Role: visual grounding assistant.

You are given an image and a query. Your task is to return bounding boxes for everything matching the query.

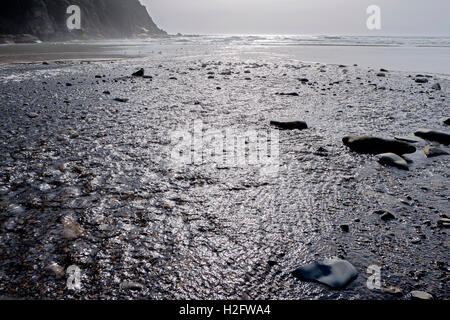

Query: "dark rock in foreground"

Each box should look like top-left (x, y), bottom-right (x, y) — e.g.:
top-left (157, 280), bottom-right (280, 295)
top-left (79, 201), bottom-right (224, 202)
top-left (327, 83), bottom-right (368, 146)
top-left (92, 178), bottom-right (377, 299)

top-left (343, 136), bottom-right (416, 155)
top-left (443, 118), bottom-right (450, 126)
top-left (377, 153), bottom-right (409, 170)
top-left (270, 120), bottom-right (308, 130)
top-left (414, 129), bottom-right (450, 145)
top-left (423, 145), bottom-right (449, 158)
top-left (132, 68), bottom-right (145, 77)
top-left (292, 258), bottom-right (358, 289)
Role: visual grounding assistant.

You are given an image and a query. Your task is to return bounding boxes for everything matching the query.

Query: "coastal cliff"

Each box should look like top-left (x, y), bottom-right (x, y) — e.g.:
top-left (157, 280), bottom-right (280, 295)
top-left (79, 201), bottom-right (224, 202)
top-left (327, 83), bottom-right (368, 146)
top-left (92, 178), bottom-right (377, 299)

top-left (0, 0), bottom-right (167, 43)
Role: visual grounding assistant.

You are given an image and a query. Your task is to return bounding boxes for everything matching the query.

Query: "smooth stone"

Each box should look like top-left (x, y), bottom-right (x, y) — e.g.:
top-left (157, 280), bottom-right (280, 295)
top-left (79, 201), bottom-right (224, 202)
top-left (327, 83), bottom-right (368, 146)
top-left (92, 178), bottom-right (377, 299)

top-left (410, 291), bottom-right (433, 300)
top-left (394, 136), bottom-right (423, 143)
top-left (380, 211), bottom-right (396, 221)
top-left (437, 218), bottom-right (450, 228)
top-left (120, 281), bottom-right (144, 291)
top-left (382, 286), bottom-right (403, 296)
top-left (292, 258), bottom-right (358, 289)
top-left (270, 120), bottom-right (307, 130)
top-left (62, 216), bottom-right (83, 240)
top-left (132, 68), bottom-right (144, 77)
top-left (423, 145), bottom-right (449, 158)
top-left (431, 83), bottom-right (441, 90)
top-left (414, 129), bottom-right (450, 145)
top-left (377, 153), bottom-right (409, 170)
top-left (113, 98), bottom-right (129, 103)
top-left (415, 78), bottom-right (428, 84)
top-left (342, 136), bottom-right (416, 155)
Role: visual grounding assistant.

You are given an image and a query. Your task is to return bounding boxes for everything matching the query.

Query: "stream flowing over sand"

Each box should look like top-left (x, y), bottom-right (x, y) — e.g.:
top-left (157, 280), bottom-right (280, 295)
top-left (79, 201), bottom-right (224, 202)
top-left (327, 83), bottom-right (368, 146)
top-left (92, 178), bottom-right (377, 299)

top-left (0, 39), bottom-right (449, 299)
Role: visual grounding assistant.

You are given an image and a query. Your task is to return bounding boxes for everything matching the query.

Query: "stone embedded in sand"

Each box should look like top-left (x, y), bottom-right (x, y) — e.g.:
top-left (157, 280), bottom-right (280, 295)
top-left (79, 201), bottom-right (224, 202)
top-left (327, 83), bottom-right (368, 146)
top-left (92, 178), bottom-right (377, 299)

top-left (46, 263), bottom-right (65, 278)
top-left (62, 216), bottom-right (83, 240)
top-left (431, 83), bottom-right (441, 90)
top-left (114, 98), bottom-right (129, 103)
top-left (380, 211), bottom-right (396, 221)
top-left (342, 136), bottom-right (416, 155)
top-left (414, 129), bottom-right (450, 145)
top-left (382, 286), bottom-right (403, 296)
top-left (276, 92), bottom-right (299, 96)
top-left (437, 218), bottom-right (450, 228)
top-left (410, 290), bottom-right (433, 300)
top-left (298, 78), bottom-right (309, 83)
top-left (423, 145), bottom-right (449, 158)
top-left (132, 68), bottom-right (144, 77)
top-left (120, 281), bottom-right (144, 291)
top-left (377, 153), bottom-right (409, 170)
top-left (270, 120), bottom-right (308, 130)
top-left (442, 117), bottom-right (450, 126)
top-left (415, 78), bottom-right (428, 84)
top-left (376, 72), bottom-right (386, 77)
top-left (292, 258), bottom-right (358, 289)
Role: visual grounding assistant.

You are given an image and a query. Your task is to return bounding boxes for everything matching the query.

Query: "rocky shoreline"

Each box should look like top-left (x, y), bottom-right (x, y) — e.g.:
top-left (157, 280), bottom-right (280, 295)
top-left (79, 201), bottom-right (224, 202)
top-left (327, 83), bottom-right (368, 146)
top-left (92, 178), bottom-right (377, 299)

top-left (0, 56), bottom-right (448, 299)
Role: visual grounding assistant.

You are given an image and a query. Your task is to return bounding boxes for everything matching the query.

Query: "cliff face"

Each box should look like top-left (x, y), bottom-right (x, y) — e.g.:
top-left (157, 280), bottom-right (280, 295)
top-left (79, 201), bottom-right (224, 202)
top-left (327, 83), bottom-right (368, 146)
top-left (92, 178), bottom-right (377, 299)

top-left (0, 0), bottom-right (167, 42)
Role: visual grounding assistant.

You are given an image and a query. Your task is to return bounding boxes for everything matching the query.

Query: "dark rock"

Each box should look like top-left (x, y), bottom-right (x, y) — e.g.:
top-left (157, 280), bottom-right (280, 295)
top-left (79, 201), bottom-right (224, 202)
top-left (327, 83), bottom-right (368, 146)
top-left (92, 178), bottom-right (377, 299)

top-left (437, 218), bottom-right (450, 228)
top-left (342, 136), bottom-right (416, 155)
top-left (414, 129), bottom-right (450, 145)
top-left (298, 78), bottom-right (309, 83)
top-left (277, 92), bottom-right (299, 96)
top-left (292, 258), bottom-right (358, 289)
top-left (380, 211), bottom-right (396, 221)
top-left (103, 90), bottom-right (111, 95)
top-left (431, 83), bottom-right (441, 90)
top-left (132, 68), bottom-right (144, 77)
top-left (380, 68), bottom-right (389, 72)
top-left (120, 281), bottom-right (144, 291)
top-left (423, 145), bottom-right (449, 158)
top-left (376, 73), bottom-right (386, 77)
top-left (415, 78), bottom-right (428, 84)
top-left (442, 117), bottom-right (450, 126)
top-left (340, 224), bottom-right (349, 232)
top-left (114, 98), bottom-right (129, 103)
top-left (377, 153), bottom-right (409, 171)
top-left (270, 120), bottom-right (308, 130)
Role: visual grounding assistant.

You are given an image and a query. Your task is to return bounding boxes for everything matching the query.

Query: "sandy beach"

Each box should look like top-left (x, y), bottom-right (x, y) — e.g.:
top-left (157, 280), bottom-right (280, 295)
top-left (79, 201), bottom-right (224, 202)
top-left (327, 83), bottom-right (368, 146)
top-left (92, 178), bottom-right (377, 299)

top-left (0, 46), bottom-right (449, 299)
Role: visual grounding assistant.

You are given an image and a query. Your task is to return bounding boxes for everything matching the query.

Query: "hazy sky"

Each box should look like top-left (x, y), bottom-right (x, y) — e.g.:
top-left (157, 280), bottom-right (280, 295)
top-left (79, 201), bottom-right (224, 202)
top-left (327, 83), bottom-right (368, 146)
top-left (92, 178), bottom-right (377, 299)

top-left (140, 0), bottom-right (450, 36)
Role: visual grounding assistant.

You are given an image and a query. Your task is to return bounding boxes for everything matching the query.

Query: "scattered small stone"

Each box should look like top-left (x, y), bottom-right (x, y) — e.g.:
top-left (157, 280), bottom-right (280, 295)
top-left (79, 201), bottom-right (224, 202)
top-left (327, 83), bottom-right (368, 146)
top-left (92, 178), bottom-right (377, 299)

top-left (276, 92), bottom-right (299, 96)
top-left (113, 98), bottom-right (129, 103)
top-left (120, 281), bottom-right (144, 291)
top-left (382, 286), bottom-right (403, 296)
top-left (66, 83), bottom-right (72, 87)
top-left (377, 153), bottom-right (409, 171)
top-left (95, 75), bottom-right (102, 79)
top-left (270, 120), bottom-right (308, 130)
top-left (132, 68), bottom-right (144, 77)
top-left (340, 224), bottom-right (349, 232)
top-left (169, 77), bottom-right (177, 80)
top-left (103, 90), bottom-right (111, 95)
top-left (442, 117), bottom-right (450, 126)
top-left (415, 78), bottom-right (428, 84)
top-left (62, 216), bottom-right (83, 240)
top-left (46, 263), bottom-right (65, 278)
top-left (380, 68), bottom-right (389, 72)
top-left (292, 258), bottom-right (358, 289)
top-left (423, 145), bottom-right (449, 158)
top-left (26, 112), bottom-right (39, 119)
top-left (410, 290), bottom-right (433, 300)
top-left (437, 218), bottom-right (450, 228)
top-left (380, 211), bottom-right (396, 221)
top-left (376, 73), bottom-right (386, 77)
top-left (298, 78), bottom-right (309, 83)
top-left (431, 83), bottom-right (441, 90)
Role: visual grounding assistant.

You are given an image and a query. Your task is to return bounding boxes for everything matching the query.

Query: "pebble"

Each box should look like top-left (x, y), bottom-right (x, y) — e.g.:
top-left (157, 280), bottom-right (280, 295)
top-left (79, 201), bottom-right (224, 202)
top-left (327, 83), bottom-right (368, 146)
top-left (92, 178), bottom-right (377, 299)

top-left (431, 83), bottom-right (441, 90)
top-left (292, 258), bottom-right (358, 289)
top-left (415, 78), bottom-right (428, 84)
top-left (270, 120), bottom-right (308, 130)
top-left (120, 281), bottom-right (144, 291)
top-left (382, 286), bottom-right (403, 296)
top-left (410, 290), bottom-right (433, 300)
top-left (113, 98), bottom-right (129, 103)
top-left (132, 68), bottom-right (144, 77)
top-left (46, 263), bottom-right (65, 278)
top-left (62, 216), bottom-right (83, 240)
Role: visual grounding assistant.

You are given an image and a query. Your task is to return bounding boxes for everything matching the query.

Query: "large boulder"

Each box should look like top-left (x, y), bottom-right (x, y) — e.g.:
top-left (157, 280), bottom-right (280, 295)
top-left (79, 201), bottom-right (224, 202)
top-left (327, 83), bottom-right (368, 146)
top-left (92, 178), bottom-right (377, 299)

top-left (414, 129), bottom-right (450, 145)
top-left (343, 136), bottom-right (416, 155)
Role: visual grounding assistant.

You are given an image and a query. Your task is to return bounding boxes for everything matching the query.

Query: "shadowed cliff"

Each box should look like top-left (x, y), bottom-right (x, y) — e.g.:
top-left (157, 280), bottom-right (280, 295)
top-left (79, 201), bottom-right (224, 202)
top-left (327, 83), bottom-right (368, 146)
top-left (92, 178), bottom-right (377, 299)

top-left (0, 0), bottom-right (167, 43)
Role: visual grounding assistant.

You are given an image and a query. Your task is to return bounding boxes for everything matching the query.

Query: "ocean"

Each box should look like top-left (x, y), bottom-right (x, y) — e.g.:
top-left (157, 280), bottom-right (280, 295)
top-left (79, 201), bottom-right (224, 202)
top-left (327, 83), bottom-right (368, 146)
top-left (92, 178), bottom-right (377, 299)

top-left (1, 35), bottom-right (450, 74)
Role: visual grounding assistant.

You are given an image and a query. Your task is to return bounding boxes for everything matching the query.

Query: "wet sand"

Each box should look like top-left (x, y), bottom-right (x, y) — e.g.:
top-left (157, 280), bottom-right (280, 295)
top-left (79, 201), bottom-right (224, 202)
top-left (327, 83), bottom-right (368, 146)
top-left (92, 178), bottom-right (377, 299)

top-left (0, 54), bottom-right (448, 299)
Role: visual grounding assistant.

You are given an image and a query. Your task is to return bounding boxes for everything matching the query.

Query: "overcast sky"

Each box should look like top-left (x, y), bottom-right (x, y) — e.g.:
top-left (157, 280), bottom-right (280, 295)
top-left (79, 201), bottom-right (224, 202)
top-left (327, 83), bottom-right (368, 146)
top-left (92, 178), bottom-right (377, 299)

top-left (140, 0), bottom-right (450, 36)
